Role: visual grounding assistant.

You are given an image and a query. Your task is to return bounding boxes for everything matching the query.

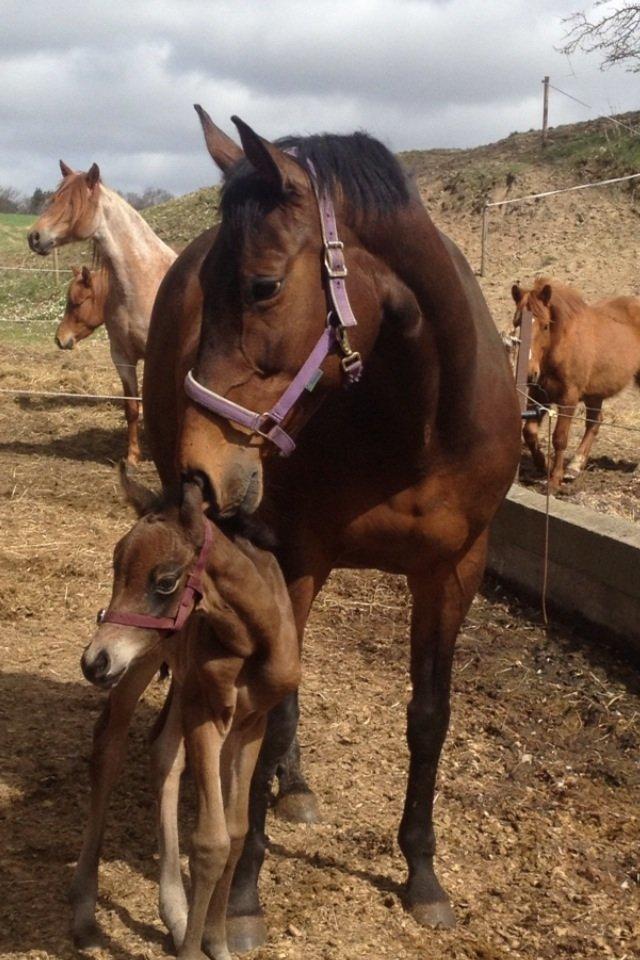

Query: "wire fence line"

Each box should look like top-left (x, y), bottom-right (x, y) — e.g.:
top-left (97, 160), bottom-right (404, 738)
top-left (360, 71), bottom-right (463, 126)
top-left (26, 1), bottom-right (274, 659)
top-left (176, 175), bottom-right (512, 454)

top-left (516, 387), bottom-right (640, 436)
top-left (0, 387), bottom-right (141, 402)
top-left (479, 171), bottom-right (640, 275)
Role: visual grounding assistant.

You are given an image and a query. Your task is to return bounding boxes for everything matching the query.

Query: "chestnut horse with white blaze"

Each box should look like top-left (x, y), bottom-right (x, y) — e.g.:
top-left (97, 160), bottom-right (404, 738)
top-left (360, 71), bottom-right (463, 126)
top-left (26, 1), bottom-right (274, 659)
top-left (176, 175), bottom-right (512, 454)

top-left (71, 108), bottom-right (520, 952)
top-left (56, 266), bottom-right (107, 349)
top-left (77, 469), bottom-right (300, 960)
top-left (28, 162), bottom-right (176, 462)
top-left (512, 278), bottom-right (640, 490)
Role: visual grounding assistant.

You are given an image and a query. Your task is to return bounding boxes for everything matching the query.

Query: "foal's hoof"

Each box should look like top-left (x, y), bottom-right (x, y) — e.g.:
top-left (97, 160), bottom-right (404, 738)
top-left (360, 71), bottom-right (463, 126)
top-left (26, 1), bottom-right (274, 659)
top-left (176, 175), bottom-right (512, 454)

top-left (274, 790), bottom-right (321, 824)
top-left (408, 899), bottom-right (456, 929)
top-left (225, 915), bottom-right (267, 954)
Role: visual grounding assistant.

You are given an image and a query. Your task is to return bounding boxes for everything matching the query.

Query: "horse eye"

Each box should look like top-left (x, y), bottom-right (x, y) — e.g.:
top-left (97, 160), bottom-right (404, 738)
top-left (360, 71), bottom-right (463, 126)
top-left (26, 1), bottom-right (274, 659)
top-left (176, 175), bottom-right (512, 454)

top-left (250, 278), bottom-right (282, 302)
top-left (155, 576), bottom-right (180, 595)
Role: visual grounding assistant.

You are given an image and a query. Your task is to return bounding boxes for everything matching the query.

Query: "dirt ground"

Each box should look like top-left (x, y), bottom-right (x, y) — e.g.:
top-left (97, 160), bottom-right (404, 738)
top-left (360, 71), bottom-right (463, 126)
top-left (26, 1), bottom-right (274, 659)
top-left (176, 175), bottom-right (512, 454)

top-left (0, 338), bottom-right (639, 960)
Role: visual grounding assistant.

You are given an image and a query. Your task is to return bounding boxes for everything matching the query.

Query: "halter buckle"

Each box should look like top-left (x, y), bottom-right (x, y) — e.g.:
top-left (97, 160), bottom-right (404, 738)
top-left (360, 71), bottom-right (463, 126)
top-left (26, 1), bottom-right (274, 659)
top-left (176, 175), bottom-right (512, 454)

top-left (324, 241), bottom-right (347, 278)
top-left (341, 351), bottom-right (362, 377)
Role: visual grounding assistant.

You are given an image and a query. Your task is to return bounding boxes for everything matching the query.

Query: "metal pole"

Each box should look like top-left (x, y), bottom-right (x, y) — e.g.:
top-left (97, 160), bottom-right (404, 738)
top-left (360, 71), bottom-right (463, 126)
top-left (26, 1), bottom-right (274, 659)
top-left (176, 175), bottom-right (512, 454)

top-left (480, 203), bottom-right (489, 276)
top-left (542, 76), bottom-right (549, 147)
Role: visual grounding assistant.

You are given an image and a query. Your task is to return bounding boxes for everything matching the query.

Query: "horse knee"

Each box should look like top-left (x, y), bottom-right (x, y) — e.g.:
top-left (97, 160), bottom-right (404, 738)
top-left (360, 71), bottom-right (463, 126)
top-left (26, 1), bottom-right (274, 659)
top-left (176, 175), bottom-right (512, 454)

top-left (406, 697), bottom-right (450, 757)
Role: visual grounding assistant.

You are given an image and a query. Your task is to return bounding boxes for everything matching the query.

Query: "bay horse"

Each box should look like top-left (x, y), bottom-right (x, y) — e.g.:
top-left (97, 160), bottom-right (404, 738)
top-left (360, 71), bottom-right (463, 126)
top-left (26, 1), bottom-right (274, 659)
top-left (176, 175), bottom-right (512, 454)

top-left (512, 278), bottom-right (640, 490)
top-left (56, 266), bottom-right (107, 349)
top-left (28, 161), bottom-right (176, 462)
top-left (71, 110), bottom-right (520, 950)
top-left (78, 469), bottom-right (299, 960)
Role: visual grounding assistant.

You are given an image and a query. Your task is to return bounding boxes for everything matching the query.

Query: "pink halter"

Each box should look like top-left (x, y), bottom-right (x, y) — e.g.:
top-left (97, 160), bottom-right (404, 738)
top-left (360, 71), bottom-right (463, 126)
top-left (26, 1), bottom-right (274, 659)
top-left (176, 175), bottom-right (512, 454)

top-left (184, 158), bottom-right (363, 456)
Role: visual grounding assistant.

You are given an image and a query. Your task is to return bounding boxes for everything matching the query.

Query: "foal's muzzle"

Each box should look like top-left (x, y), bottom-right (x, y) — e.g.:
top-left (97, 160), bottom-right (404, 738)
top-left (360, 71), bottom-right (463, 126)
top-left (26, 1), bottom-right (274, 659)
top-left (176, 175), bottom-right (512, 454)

top-left (81, 646), bottom-right (114, 686)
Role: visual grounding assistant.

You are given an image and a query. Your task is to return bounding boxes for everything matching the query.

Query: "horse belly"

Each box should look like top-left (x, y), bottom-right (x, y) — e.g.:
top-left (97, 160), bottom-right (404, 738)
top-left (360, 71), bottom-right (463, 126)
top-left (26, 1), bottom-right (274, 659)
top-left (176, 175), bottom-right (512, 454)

top-left (586, 326), bottom-right (640, 398)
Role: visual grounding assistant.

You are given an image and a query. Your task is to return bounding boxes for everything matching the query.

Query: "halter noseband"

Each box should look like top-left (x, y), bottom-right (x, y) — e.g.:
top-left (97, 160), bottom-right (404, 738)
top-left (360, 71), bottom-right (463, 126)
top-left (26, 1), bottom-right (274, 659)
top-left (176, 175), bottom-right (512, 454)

top-left (183, 158), bottom-right (363, 456)
top-left (96, 520), bottom-right (213, 633)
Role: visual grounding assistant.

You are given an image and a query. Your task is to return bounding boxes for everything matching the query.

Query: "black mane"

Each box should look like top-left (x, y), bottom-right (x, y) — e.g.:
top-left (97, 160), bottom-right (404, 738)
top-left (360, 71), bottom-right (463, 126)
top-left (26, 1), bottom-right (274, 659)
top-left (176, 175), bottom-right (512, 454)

top-left (219, 131), bottom-right (410, 239)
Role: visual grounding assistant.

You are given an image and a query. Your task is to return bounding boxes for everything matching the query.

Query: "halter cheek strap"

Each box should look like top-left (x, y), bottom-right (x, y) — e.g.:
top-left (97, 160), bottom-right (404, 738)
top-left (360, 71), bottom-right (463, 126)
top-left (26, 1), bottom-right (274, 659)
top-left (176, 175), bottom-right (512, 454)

top-left (97, 520), bottom-right (213, 633)
top-left (183, 157), bottom-right (363, 456)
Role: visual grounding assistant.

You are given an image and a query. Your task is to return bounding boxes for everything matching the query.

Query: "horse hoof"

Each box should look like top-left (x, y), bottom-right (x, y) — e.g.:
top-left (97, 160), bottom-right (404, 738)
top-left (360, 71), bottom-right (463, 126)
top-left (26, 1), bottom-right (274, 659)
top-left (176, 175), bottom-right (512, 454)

top-left (408, 899), bottom-right (456, 929)
top-left (564, 467), bottom-right (581, 482)
top-left (274, 790), bottom-right (321, 824)
top-left (72, 919), bottom-right (105, 949)
top-left (225, 915), bottom-right (267, 953)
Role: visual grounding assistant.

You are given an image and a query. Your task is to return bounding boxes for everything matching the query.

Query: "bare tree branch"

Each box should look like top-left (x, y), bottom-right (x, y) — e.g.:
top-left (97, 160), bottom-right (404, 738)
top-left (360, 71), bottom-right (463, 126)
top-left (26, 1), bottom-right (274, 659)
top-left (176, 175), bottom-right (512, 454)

top-left (562, 2), bottom-right (640, 72)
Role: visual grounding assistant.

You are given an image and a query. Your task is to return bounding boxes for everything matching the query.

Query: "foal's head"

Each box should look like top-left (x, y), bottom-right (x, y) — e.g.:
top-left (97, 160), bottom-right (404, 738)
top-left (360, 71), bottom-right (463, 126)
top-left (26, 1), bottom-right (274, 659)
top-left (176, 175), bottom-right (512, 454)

top-left (180, 107), bottom-right (411, 515)
top-left (511, 280), bottom-right (553, 383)
top-left (28, 160), bottom-right (102, 255)
top-left (56, 267), bottom-right (104, 350)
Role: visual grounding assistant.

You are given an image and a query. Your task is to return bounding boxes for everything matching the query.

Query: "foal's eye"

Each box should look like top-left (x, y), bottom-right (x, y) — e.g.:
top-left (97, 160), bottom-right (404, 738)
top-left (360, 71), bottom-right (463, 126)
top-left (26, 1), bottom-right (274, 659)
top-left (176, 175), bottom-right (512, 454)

top-left (249, 278), bottom-right (283, 302)
top-left (155, 575), bottom-right (180, 595)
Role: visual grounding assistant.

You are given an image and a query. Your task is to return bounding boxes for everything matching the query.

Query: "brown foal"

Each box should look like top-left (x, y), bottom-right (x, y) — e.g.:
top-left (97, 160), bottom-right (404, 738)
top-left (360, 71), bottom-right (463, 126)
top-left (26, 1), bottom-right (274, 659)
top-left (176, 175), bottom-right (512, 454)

top-left (75, 470), bottom-right (300, 960)
top-left (56, 266), bottom-right (107, 349)
top-left (512, 278), bottom-right (640, 489)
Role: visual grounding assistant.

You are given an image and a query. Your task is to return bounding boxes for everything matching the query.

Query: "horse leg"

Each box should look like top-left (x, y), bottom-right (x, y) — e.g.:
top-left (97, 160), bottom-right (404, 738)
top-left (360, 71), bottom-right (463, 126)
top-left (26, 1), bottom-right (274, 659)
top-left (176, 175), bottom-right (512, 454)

top-left (225, 692), bottom-right (299, 952)
top-left (179, 708), bottom-right (228, 960)
top-left (565, 396), bottom-right (603, 480)
top-left (523, 408), bottom-right (548, 474)
top-left (112, 349), bottom-right (141, 465)
top-left (273, 708), bottom-right (320, 823)
top-left (150, 680), bottom-right (188, 949)
top-left (549, 397), bottom-right (577, 491)
top-left (70, 652), bottom-right (163, 946)
top-left (399, 532), bottom-right (487, 928)
top-left (201, 719), bottom-right (266, 960)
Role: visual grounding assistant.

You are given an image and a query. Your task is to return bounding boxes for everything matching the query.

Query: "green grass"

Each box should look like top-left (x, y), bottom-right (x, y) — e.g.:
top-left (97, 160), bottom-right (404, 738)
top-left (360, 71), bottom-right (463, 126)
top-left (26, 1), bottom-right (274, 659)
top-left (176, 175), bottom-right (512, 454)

top-left (0, 212), bottom-right (34, 227)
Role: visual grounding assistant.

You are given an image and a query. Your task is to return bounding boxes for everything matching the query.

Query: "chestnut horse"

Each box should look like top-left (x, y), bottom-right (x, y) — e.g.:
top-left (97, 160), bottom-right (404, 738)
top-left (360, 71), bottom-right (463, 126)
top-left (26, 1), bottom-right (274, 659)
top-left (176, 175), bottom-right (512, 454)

top-left (28, 162), bottom-right (176, 462)
top-left (71, 112), bottom-right (520, 951)
top-left (78, 471), bottom-right (300, 960)
top-left (512, 278), bottom-right (640, 490)
top-left (56, 266), bottom-right (107, 349)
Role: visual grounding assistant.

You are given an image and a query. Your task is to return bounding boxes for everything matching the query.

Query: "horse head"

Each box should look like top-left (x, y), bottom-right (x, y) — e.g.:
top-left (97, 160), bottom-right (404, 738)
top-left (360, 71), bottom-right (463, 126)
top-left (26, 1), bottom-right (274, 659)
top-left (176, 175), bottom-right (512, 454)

top-left (180, 108), bottom-right (419, 516)
top-left (56, 266), bottom-right (104, 349)
top-left (28, 160), bottom-right (101, 254)
top-left (511, 280), bottom-right (553, 384)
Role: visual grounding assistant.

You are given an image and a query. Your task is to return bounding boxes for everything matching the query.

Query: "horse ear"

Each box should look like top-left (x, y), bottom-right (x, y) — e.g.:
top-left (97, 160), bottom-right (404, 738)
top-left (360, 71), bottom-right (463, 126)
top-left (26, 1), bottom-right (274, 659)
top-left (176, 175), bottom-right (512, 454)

top-left (59, 159), bottom-right (74, 178)
top-left (71, 265), bottom-right (81, 277)
top-left (194, 105), bottom-right (243, 174)
top-left (86, 163), bottom-right (101, 190)
top-left (81, 265), bottom-right (92, 287)
top-left (539, 284), bottom-right (552, 306)
top-left (118, 461), bottom-right (159, 517)
top-left (180, 478), bottom-right (206, 545)
top-left (231, 116), bottom-right (308, 194)
top-left (511, 283), bottom-right (522, 304)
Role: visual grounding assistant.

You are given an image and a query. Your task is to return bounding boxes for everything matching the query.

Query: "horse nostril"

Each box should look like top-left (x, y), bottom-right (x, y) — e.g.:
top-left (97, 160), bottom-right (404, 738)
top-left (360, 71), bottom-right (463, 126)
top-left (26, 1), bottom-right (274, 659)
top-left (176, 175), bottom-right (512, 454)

top-left (81, 648), bottom-right (110, 684)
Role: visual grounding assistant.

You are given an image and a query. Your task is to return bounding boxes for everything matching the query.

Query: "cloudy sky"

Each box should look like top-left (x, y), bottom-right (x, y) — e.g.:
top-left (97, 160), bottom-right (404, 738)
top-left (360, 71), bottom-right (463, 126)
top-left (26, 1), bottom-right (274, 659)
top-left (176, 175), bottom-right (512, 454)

top-left (1, 0), bottom-right (636, 198)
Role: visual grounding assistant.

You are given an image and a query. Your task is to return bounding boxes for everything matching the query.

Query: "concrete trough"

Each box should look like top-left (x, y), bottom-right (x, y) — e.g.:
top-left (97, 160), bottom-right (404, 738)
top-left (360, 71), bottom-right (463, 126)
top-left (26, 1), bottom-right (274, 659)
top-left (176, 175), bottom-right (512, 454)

top-left (488, 484), bottom-right (640, 654)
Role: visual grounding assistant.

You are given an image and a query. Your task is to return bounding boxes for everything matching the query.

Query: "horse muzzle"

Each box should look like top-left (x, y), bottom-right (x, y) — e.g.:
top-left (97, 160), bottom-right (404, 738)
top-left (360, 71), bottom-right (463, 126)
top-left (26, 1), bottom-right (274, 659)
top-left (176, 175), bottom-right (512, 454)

top-left (55, 333), bottom-right (75, 350)
top-left (27, 229), bottom-right (55, 255)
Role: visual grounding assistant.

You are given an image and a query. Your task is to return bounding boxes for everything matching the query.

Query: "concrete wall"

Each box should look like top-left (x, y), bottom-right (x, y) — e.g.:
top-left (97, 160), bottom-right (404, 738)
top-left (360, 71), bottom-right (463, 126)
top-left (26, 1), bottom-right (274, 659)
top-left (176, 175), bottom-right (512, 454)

top-left (488, 485), bottom-right (640, 653)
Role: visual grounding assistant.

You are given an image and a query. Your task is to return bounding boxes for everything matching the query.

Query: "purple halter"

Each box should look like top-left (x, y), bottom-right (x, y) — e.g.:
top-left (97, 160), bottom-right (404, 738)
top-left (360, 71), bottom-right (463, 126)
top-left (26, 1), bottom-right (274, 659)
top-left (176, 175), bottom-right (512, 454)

top-left (184, 159), bottom-right (363, 456)
top-left (96, 520), bottom-right (213, 633)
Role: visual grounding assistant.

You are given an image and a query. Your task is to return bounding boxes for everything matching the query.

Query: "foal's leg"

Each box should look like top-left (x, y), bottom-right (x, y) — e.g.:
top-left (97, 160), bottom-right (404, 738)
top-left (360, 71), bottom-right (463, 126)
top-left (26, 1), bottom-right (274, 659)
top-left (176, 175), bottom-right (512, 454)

top-left (70, 652), bottom-right (163, 946)
top-left (179, 708), bottom-right (228, 960)
top-left (565, 396), bottom-right (603, 480)
top-left (202, 718), bottom-right (266, 960)
top-left (549, 395), bottom-right (578, 490)
top-left (150, 681), bottom-right (188, 948)
top-left (399, 533), bottom-right (487, 928)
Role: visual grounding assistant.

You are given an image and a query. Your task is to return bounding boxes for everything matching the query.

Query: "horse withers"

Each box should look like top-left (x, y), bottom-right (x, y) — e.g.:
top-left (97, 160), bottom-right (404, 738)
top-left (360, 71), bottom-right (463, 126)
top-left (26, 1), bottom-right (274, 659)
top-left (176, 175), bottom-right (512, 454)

top-left (28, 160), bottom-right (176, 463)
top-left (512, 278), bottom-right (640, 490)
top-left (74, 465), bottom-right (300, 960)
top-left (56, 266), bottom-right (106, 349)
top-left (141, 110), bottom-right (521, 948)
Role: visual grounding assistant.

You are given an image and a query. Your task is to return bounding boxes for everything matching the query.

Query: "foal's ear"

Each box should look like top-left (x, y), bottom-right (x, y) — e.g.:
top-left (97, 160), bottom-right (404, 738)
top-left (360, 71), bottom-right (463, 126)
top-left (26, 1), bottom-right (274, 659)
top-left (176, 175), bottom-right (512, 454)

top-left (81, 265), bottom-right (92, 287)
top-left (194, 105), bottom-right (243, 174)
top-left (118, 461), bottom-right (159, 517)
top-left (86, 163), bottom-right (101, 190)
top-left (231, 116), bottom-right (309, 195)
top-left (511, 283), bottom-right (522, 304)
top-left (59, 159), bottom-right (74, 178)
top-left (180, 479), bottom-right (206, 545)
top-left (539, 284), bottom-right (552, 306)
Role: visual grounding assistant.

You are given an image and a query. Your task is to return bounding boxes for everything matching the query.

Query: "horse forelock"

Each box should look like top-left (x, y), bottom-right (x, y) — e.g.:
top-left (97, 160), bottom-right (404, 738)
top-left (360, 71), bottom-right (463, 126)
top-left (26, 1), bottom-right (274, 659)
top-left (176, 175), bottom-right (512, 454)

top-left (219, 131), bottom-right (410, 246)
top-left (44, 173), bottom-right (97, 232)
